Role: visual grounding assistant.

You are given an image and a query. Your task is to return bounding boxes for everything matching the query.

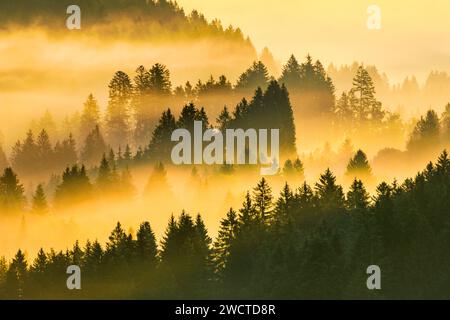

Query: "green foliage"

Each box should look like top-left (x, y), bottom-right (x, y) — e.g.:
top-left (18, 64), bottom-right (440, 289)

top-left (54, 165), bottom-right (92, 206)
top-left (407, 110), bottom-right (440, 154)
top-left (346, 149), bottom-right (373, 179)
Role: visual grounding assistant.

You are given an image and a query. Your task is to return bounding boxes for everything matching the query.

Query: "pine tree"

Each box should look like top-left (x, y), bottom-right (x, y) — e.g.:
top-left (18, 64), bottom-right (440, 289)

top-left (96, 154), bottom-right (114, 191)
top-left (293, 158), bottom-right (305, 179)
top-left (5, 249), bottom-right (28, 299)
top-left (32, 184), bottom-right (48, 214)
top-left (252, 178), bottom-right (273, 224)
top-left (106, 222), bottom-right (129, 263)
top-left (54, 165), bottom-right (92, 205)
top-left (136, 221), bottom-right (158, 267)
top-left (148, 63), bottom-right (172, 95)
top-left (335, 91), bottom-right (354, 123)
top-left (346, 149), bottom-right (373, 179)
top-left (11, 130), bottom-right (38, 175)
top-left (81, 125), bottom-right (108, 166)
top-left (84, 240), bottom-right (103, 274)
top-left (407, 110), bottom-right (440, 154)
top-left (279, 54), bottom-right (302, 90)
top-left (54, 134), bottom-right (78, 169)
top-left (70, 240), bottom-right (84, 265)
top-left (346, 179), bottom-right (370, 210)
top-left (80, 94), bottom-right (101, 140)
top-left (315, 168), bottom-right (345, 210)
top-left (193, 214), bottom-right (213, 287)
top-left (213, 208), bottom-right (239, 275)
top-left (235, 61), bottom-right (270, 91)
top-left (36, 129), bottom-right (53, 171)
top-left (350, 66), bottom-right (384, 123)
top-left (146, 109), bottom-right (177, 162)
top-left (216, 106), bottom-right (232, 131)
top-left (274, 183), bottom-right (295, 224)
top-left (0, 144), bottom-right (8, 171)
top-left (144, 162), bottom-right (172, 200)
top-left (239, 191), bottom-right (257, 227)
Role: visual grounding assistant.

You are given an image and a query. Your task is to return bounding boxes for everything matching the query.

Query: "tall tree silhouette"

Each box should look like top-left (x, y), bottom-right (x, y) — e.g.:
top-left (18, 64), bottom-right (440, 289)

top-left (80, 94), bottom-right (101, 141)
top-left (106, 71), bottom-right (133, 148)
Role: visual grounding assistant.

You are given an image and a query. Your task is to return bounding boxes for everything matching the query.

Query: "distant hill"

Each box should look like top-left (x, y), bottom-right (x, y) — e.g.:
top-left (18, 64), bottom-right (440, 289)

top-left (0, 0), bottom-right (253, 44)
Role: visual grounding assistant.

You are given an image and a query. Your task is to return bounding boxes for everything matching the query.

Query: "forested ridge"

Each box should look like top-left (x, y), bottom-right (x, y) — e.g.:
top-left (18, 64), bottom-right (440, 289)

top-left (0, 0), bottom-right (252, 44)
top-left (0, 150), bottom-right (449, 299)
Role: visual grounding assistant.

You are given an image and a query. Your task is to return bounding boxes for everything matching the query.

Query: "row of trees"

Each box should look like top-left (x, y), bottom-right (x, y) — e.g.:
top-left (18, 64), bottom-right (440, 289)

top-left (146, 80), bottom-right (297, 163)
top-left (21, 55), bottom-right (335, 151)
top-left (1, 150), bottom-right (448, 299)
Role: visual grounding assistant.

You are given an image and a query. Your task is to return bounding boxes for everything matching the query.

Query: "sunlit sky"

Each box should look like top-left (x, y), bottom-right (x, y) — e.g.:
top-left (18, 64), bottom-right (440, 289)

top-left (178, 0), bottom-right (450, 83)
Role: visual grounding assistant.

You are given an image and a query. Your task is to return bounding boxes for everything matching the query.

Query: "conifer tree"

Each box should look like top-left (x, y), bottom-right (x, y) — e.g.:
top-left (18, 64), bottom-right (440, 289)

top-left (80, 94), bottom-right (101, 140)
top-left (346, 179), bottom-right (370, 210)
top-left (0, 167), bottom-right (25, 213)
top-left (81, 125), bottom-right (108, 166)
top-left (5, 249), bottom-right (27, 299)
top-left (213, 208), bottom-right (239, 275)
top-left (350, 66), bottom-right (384, 123)
top-left (346, 149), bottom-right (372, 179)
top-left (105, 71), bottom-right (133, 148)
top-left (407, 110), bottom-right (440, 154)
top-left (136, 221), bottom-right (158, 267)
top-left (279, 54), bottom-right (302, 89)
top-left (146, 109), bottom-right (177, 162)
top-left (252, 178), bottom-right (273, 224)
top-left (216, 106), bottom-right (232, 131)
top-left (315, 168), bottom-right (345, 210)
top-left (235, 61), bottom-right (270, 91)
top-left (0, 144), bottom-right (8, 171)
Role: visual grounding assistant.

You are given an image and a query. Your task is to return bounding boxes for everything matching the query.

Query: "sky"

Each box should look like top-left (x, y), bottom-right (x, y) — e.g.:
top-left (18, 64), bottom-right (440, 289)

top-left (178, 0), bottom-right (450, 84)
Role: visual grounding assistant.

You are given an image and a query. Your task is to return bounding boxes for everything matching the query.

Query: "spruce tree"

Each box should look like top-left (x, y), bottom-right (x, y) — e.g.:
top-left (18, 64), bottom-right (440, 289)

top-left (5, 249), bottom-right (28, 299)
top-left (80, 94), bottom-right (101, 140)
top-left (346, 179), bottom-right (370, 210)
top-left (315, 168), bottom-right (345, 210)
top-left (32, 184), bottom-right (48, 214)
top-left (346, 149), bottom-right (373, 179)
top-left (81, 125), bottom-right (108, 166)
top-left (0, 167), bottom-right (25, 213)
top-left (146, 109), bottom-right (177, 162)
top-left (213, 208), bottom-right (239, 275)
top-left (235, 61), bottom-right (270, 91)
top-left (252, 178), bottom-right (273, 224)
top-left (136, 221), bottom-right (158, 266)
